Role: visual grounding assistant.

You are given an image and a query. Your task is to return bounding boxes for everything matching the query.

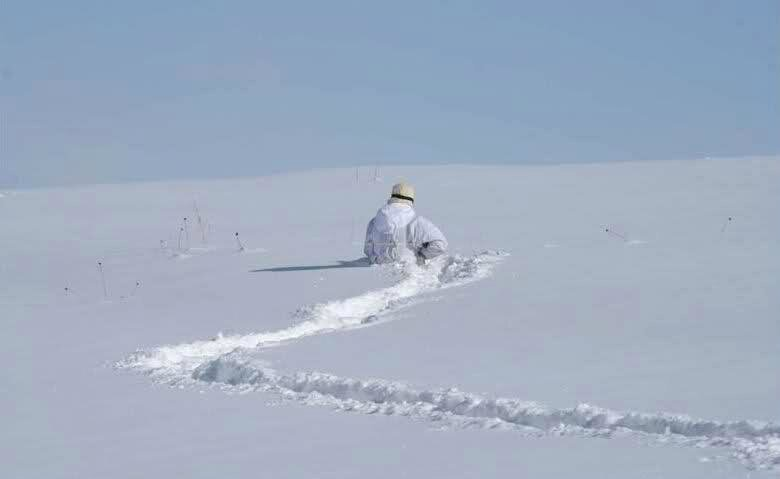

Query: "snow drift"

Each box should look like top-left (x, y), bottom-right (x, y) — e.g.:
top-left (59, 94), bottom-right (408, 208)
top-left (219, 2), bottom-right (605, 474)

top-left (194, 353), bottom-right (780, 471)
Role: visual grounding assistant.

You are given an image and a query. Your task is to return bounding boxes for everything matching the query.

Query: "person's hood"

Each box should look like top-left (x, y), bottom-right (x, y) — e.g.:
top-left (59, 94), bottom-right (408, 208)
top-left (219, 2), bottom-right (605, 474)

top-left (376, 201), bottom-right (416, 227)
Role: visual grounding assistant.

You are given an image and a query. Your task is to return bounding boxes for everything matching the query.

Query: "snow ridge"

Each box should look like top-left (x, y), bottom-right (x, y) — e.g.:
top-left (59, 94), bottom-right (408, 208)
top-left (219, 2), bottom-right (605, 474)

top-left (117, 251), bottom-right (507, 378)
top-left (193, 354), bottom-right (780, 471)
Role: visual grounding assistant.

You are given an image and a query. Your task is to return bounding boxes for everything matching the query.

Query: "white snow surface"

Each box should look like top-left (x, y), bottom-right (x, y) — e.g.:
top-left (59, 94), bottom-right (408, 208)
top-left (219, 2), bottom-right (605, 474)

top-left (2, 158), bottom-right (779, 478)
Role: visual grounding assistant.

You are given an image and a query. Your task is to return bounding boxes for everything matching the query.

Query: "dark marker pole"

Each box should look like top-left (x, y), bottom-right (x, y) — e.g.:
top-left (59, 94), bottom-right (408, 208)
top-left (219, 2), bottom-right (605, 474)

top-left (235, 232), bottom-right (246, 252)
top-left (183, 217), bottom-right (190, 249)
top-left (98, 261), bottom-right (108, 299)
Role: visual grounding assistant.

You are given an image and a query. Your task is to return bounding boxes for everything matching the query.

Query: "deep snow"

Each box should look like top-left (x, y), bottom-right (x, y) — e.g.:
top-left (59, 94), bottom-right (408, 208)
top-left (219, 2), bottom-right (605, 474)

top-left (2, 157), bottom-right (778, 478)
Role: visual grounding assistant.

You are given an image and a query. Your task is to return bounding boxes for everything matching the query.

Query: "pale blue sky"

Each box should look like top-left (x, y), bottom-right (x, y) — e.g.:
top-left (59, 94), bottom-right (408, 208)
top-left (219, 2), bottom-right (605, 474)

top-left (1, 1), bottom-right (778, 187)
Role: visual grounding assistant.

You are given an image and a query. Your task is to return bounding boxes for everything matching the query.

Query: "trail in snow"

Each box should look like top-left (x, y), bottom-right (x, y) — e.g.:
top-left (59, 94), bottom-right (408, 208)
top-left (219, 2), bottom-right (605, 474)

top-left (116, 248), bottom-right (780, 472)
top-left (193, 354), bottom-right (780, 472)
top-left (118, 251), bottom-right (507, 378)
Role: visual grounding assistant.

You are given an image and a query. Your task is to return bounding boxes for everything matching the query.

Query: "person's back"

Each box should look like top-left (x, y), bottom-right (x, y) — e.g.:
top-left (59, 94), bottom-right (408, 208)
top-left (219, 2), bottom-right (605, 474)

top-left (364, 183), bottom-right (448, 264)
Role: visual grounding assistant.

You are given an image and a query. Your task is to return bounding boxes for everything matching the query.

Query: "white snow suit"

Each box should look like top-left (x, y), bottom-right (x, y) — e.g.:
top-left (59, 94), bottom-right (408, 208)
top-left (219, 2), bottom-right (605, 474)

top-left (363, 200), bottom-right (448, 264)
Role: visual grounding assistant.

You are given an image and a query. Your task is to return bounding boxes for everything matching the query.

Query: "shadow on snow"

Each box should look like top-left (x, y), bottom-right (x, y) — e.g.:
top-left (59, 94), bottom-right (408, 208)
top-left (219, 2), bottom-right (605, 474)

top-left (250, 257), bottom-right (371, 273)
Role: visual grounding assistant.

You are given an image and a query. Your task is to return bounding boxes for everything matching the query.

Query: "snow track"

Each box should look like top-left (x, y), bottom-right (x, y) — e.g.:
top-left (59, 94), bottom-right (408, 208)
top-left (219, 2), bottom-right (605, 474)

top-left (118, 251), bottom-right (506, 378)
top-left (117, 249), bottom-right (780, 472)
top-left (194, 353), bottom-right (780, 471)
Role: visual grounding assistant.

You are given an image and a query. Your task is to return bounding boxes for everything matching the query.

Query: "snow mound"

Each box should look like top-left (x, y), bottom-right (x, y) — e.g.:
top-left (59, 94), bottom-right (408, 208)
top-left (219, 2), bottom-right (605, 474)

top-left (118, 251), bottom-right (507, 378)
top-left (194, 354), bottom-right (780, 471)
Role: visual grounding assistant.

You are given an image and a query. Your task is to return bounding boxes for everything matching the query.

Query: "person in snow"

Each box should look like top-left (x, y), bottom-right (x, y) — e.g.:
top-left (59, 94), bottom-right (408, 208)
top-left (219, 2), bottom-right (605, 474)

top-left (364, 182), bottom-right (448, 265)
